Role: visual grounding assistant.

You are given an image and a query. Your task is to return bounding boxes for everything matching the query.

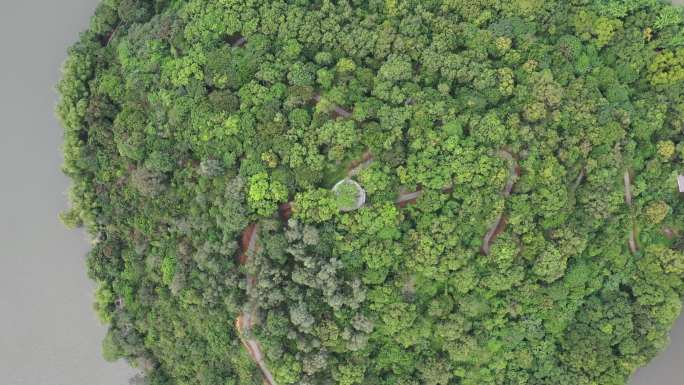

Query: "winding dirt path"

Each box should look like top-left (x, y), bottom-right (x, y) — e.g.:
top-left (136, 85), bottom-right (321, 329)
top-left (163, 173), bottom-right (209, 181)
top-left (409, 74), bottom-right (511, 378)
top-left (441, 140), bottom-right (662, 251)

top-left (235, 224), bottom-right (278, 385)
top-left (394, 181), bottom-right (455, 207)
top-left (480, 150), bottom-right (520, 255)
top-left (235, 94), bottom-right (357, 384)
top-left (347, 151), bottom-right (373, 177)
top-left (571, 167), bottom-right (586, 192)
top-left (384, 149), bottom-right (520, 255)
top-left (312, 94), bottom-right (352, 118)
top-left (624, 170), bottom-right (639, 254)
top-left (234, 101), bottom-right (522, 382)
top-left (481, 214), bottom-right (508, 256)
top-left (396, 189), bottom-right (423, 206)
top-left (226, 32), bottom-right (277, 380)
top-left (103, 23), bottom-right (121, 47)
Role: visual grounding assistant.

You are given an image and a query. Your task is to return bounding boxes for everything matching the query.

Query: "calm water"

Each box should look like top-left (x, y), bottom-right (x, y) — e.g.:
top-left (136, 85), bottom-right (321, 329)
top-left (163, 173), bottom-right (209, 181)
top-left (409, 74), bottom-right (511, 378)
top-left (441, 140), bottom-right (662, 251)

top-left (0, 1), bottom-right (134, 384)
top-left (0, 1), bottom-right (683, 384)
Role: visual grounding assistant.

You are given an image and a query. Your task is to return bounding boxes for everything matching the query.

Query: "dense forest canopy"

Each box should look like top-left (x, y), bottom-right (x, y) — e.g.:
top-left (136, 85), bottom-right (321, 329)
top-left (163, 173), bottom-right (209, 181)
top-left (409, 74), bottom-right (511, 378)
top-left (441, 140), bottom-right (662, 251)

top-left (57, 0), bottom-right (684, 384)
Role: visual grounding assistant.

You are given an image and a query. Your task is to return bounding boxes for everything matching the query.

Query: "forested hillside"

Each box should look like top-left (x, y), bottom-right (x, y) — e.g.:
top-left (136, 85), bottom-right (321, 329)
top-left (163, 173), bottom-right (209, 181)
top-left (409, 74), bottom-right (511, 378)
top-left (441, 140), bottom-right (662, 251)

top-left (58, 1), bottom-right (684, 384)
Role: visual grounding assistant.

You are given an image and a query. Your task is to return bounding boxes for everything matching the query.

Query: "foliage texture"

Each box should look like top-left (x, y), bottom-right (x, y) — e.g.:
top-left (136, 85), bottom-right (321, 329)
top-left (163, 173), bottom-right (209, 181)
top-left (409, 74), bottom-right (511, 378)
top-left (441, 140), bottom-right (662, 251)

top-left (58, 1), bottom-right (684, 384)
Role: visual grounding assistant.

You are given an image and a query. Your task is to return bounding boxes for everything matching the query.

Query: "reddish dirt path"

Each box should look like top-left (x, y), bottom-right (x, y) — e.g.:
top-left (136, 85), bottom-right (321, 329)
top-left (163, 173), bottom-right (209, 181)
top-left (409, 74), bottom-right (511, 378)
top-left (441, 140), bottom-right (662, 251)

top-left (624, 170), bottom-right (639, 254)
top-left (312, 94), bottom-right (352, 118)
top-left (394, 183), bottom-right (454, 207)
top-left (279, 202), bottom-right (292, 221)
top-left (237, 89), bottom-right (356, 382)
top-left (235, 224), bottom-right (278, 385)
top-left (480, 150), bottom-right (520, 255)
top-left (347, 151), bottom-right (373, 177)
top-left (481, 214), bottom-right (507, 256)
top-left (235, 98), bottom-right (522, 381)
top-left (396, 189), bottom-right (423, 207)
top-left (103, 23), bottom-right (121, 47)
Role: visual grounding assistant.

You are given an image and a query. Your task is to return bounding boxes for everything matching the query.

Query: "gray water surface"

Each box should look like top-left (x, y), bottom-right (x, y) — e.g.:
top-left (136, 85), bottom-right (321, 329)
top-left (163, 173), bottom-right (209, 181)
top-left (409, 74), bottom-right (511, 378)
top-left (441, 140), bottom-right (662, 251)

top-left (0, 1), bottom-right (683, 385)
top-left (0, 1), bottom-right (135, 384)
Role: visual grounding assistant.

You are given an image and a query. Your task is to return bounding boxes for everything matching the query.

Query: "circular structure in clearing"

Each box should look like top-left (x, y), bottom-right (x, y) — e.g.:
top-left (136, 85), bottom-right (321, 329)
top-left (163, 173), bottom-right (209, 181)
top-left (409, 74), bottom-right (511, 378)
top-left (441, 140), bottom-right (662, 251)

top-left (58, 1), bottom-right (684, 384)
top-left (332, 179), bottom-right (366, 212)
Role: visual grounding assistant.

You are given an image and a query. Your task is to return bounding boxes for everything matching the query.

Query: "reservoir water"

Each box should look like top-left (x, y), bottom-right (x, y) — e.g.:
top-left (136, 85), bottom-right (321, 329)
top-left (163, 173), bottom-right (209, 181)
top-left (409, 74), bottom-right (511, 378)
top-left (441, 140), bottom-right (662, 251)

top-left (0, 1), bottom-right (682, 384)
top-left (0, 1), bottom-right (135, 384)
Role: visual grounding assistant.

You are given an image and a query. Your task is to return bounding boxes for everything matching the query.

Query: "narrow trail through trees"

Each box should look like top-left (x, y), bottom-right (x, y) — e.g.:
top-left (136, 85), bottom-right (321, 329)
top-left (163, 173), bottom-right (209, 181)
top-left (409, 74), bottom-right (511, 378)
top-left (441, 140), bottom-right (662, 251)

top-left (59, 2), bottom-right (684, 383)
top-left (234, 89), bottom-right (524, 383)
top-left (624, 170), bottom-right (639, 254)
top-left (232, 93), bottom-right (355, 384)
top-left (228, 85), bottom-right (646, 383)
top-left (341, 148), bottom-right (520, 255)
top-left (235, 224), bottom-right (278, 385)
top-left (347, 151), bottom-right (373, 177)
top-left (392, 149), bottom-right (518, 255)
top-left (481, 150), bottom-right (520, 255)
top-left (103, 23), bottom-right (121, 47)
top-left (396, 189), bottom-right (423, 206)
top-left (312, 94), bottom-right (352, 118)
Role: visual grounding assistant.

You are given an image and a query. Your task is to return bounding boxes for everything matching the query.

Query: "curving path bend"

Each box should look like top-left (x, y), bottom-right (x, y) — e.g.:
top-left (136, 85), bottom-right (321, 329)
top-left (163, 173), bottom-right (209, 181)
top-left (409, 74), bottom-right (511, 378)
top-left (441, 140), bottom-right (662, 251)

top-left (480, 150), bottom-right (520, 255)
